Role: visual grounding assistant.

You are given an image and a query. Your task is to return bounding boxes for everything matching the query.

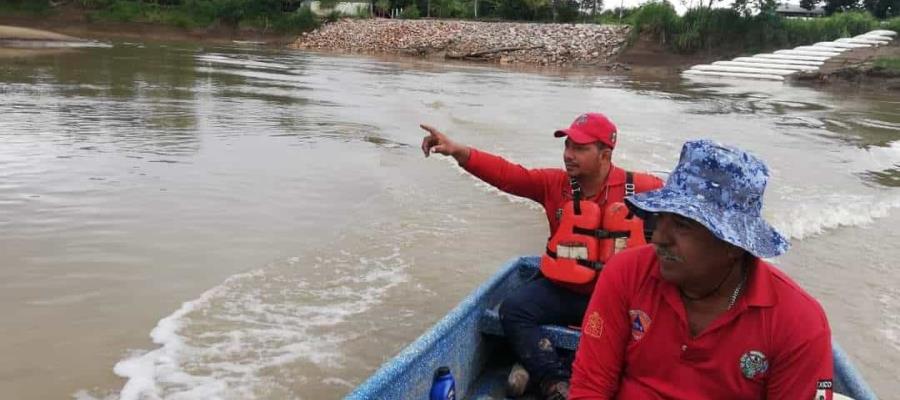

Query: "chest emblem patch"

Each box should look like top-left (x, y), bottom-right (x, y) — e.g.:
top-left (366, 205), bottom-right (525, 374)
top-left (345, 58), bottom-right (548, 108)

top-left (739, 350), bottom-right (769, 379)
top-left (628, 309), bottom-right (651, 341)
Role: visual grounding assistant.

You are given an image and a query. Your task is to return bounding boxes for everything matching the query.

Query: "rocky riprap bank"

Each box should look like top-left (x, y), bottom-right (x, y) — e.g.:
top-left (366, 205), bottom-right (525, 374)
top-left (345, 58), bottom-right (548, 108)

top-left (290, 19), bottom-right (631, 66)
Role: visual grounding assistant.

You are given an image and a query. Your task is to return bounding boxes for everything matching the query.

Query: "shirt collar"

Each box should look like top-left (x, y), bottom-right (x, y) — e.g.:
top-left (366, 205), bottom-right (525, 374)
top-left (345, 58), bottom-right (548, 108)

top-left (564, 164), bottom-right (625, 200)
top-left (744, 257), bottom-right (778, 307)
top-left (607, 164), bottom-right (626, 187)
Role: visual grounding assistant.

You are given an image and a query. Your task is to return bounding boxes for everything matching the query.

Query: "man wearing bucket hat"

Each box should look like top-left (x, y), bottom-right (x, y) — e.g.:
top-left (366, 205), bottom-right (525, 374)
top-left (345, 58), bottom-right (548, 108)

top-left (421, 113), bottom-right (663, 399)
top-left (569, 140), bottom-right (834, 400)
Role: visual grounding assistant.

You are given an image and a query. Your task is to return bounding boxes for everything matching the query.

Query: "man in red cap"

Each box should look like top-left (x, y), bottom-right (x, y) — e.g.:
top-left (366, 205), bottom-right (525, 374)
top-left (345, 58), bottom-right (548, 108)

top-left (421, 113), bottom-right (663, 400)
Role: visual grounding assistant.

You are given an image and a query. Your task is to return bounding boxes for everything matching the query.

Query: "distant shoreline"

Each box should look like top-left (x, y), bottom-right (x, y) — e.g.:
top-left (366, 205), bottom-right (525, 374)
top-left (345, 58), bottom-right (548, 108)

top-left (0, 18), bottom-right (706, 79)
top-left (0, 12), bottom-right (296, 47)
top-left (4, 12), bottom-right (895, 87)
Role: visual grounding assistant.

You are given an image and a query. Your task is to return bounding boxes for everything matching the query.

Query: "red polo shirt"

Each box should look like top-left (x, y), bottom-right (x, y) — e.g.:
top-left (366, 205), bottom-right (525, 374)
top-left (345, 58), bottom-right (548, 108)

top-left (463, 148), bottom-right (663, 294)
top-left (570, 245), bottom-right (834, 400)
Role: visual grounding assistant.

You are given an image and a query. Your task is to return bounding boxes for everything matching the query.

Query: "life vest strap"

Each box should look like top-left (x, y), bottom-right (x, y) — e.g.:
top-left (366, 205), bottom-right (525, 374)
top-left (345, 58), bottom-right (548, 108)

top-left (570, 176), bottom-right (583, 215)
top-left (577, 259), bottom-right (604, 271)
top-left (625, 171), bottom-right (635, 197)
top-left (545, 246), bottom-right (604, 271)
top-left (572, 226), bottom-right (630, 239)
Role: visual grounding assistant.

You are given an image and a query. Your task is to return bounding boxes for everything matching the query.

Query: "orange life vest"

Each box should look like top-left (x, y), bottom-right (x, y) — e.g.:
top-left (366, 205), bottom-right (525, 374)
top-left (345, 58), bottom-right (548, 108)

top-left (540, 174), bottom-right (648, 285)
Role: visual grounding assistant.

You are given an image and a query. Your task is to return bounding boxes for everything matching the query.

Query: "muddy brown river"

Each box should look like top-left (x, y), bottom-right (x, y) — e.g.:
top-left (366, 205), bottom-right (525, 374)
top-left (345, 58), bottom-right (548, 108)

top-left (1, 42), bottom-right (898, 399)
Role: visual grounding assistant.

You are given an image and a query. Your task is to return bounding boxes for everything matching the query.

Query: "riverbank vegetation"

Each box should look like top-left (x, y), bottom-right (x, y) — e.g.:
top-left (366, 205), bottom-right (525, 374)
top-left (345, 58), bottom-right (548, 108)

top-left (0, 0), bottom-right (54, 15)
top-left (875, 56), bottom-right (900, 72)
top-left (0, 0), bottom-right (321, 32)
top-left (627, 3), bottom-right (899, 53)
top-left (1, 0), bottom-right (897, 55)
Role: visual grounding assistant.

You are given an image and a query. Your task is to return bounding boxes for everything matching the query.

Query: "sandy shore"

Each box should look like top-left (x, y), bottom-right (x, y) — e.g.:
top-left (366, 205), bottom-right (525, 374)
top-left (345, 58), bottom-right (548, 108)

top-left (0, 7), bottom-right (297, 47)
top-left (0, 25), bottom-right (90, 58)
top-left (0, 25), bottom-right (82, 41)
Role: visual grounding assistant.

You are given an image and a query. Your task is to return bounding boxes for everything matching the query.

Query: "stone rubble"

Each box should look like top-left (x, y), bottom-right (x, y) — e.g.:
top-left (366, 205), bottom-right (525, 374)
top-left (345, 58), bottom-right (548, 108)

top-left (290, 19), bottom-right (631, 66)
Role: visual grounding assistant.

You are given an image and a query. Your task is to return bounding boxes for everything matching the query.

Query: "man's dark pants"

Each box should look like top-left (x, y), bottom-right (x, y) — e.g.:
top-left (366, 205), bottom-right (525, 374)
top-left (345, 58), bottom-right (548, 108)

top-left (499, 275), bottom-right (590, 387)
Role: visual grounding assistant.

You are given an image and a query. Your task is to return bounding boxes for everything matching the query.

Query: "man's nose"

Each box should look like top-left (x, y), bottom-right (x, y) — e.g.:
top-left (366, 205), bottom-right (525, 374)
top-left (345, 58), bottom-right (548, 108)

top-left (651, 214), bottom-right (672, 246)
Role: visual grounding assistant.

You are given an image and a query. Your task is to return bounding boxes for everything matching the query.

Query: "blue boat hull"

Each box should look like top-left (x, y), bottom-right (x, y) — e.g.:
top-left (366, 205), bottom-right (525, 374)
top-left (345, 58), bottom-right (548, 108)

top-left (347, 256), bottom-right (878, 400)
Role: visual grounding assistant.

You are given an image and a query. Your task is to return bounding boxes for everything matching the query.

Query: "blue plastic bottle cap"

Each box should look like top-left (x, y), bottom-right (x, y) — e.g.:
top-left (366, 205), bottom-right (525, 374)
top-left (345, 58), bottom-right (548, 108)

top-left (435, 366), bottom-right (451, 378)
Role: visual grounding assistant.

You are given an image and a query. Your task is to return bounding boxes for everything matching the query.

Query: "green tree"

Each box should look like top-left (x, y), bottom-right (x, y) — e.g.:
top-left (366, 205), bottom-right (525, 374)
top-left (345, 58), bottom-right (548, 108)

top-left (375, 0), bottom-right (390, 13)
top-left (862, 0), bottom-right (899, 17)
top-left (731, 0), bottom-right (777, 15)
top-left (400, 2), bottom-right (420, 17)
top-left (801, 0), bottom-right (864, 14)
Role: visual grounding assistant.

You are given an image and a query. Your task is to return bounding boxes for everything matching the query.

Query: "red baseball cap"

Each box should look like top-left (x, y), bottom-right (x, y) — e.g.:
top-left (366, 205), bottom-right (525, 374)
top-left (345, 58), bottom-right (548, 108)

top-left (554, 112), bottom-right (618, 149)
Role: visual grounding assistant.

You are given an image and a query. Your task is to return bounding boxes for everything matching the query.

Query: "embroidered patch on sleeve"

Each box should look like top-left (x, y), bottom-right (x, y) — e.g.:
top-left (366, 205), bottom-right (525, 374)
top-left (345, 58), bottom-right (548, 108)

top-left (584, 311), bottom-right (604, 338)
top-left (815, 379), bottom-right (833, 400)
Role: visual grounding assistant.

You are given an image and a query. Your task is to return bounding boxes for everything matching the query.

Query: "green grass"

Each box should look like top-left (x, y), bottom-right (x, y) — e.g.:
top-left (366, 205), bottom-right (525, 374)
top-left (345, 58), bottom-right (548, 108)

top-left (782, 11), bottom-right (879, 43)
top-left (87, 1), bottom-right (145, 22)
top-left (883, 17), bottom-right (900, 33)
top-left (400, 3), bottom-right (421, 19)
top-left (0, 0), bottom-right (53, 15)
top-left (874, 57), bottom-right (900, 72)
top-left (625, 5), bottom-right (884, 54)
top-left (81, 0), bottom-right (319, 32)
top-left (627, 1), bottom-right (679, 42)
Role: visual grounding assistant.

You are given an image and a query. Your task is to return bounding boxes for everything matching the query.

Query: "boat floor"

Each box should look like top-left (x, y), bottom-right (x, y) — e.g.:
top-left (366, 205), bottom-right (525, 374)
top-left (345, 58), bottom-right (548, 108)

top-left (464, 336), bottom-right (575, 400)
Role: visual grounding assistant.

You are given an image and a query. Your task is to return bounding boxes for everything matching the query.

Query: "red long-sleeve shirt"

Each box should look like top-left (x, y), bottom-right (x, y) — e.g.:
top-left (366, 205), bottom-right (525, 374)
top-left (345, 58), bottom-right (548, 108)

top-left (463, 148), bottom-right (663, 238)
top-left (462, 148), bottom-right (664, 294)
top-left (570, 245), bottom-right (834, 400)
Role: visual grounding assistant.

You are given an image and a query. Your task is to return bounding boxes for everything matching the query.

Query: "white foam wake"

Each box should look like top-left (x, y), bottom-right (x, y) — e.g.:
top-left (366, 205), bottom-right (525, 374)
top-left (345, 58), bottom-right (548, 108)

top-left (771, 193), bottom-right (900, 240)
top-left (113, 269), bottom-right (263, 400)
top-left (110, 248), bottom-right (409, 400)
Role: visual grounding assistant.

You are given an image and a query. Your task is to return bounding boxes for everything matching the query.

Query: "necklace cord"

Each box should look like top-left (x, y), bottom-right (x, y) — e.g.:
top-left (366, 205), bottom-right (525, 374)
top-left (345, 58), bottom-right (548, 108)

top-left (680, 263), bottom-right (737, 302)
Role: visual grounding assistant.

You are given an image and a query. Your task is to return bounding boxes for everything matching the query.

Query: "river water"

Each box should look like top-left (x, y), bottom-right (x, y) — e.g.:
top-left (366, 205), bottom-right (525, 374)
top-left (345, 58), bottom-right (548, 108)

top-left (1, 42), bottom-right (898, 399)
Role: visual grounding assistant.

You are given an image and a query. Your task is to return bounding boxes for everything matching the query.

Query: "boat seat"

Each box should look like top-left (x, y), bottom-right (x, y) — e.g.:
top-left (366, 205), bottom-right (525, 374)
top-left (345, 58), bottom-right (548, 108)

top-left (479, 307), bottom-right (582, 351)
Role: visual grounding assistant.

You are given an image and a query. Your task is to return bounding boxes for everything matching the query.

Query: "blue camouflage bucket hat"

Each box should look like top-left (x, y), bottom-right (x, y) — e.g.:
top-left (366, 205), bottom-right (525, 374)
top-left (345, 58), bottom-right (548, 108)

top-left (626, 139), bottom-right (789, 258)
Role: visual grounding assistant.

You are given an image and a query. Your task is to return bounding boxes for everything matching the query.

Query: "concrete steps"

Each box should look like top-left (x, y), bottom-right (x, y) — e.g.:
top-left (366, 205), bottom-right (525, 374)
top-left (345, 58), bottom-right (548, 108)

top-left (731, 56), bottom-right (823, 66)
top-left (682, 29), bottom-right (895, 81)
top-left (712, 61), bottom-right (819, 71)
top-left (794, 45), bottom-right (850, 53)
top-left (683, 69), bottom-right (785, 81)
top-left (754, 53), bottom-right (832, 61)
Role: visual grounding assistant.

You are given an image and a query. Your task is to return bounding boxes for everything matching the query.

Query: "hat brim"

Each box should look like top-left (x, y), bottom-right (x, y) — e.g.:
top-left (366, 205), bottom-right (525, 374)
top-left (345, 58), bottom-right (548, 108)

top-left (554, 128), bottom-right (597, 145)
top-left (626, 188), bottom-right (789, 258)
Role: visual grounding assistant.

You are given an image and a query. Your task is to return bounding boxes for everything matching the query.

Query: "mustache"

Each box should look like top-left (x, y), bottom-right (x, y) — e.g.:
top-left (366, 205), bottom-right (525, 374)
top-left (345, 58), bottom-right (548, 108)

top-left (655, 246), bottom-right (684, 263)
